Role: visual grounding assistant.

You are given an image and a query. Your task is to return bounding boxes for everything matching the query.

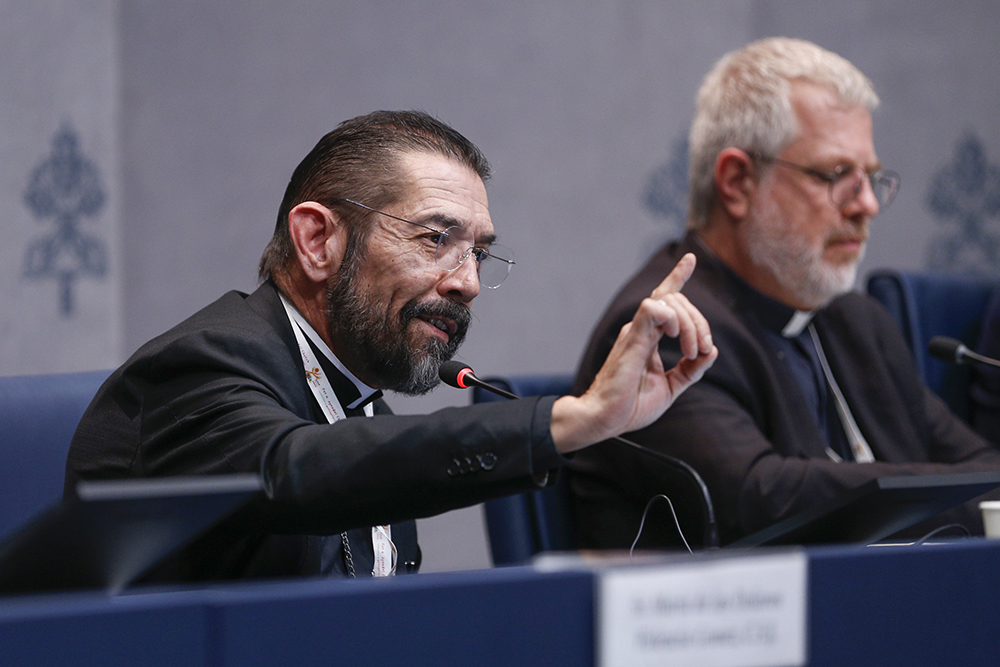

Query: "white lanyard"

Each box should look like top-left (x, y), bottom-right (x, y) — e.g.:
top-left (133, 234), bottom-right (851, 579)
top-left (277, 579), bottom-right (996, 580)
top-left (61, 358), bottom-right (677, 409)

top-left (279, 294), bottom-right (395, 576)
top-left (808, 324), bottom-right (876, 463)
top-left (371, 525), bottom-right (397, 577)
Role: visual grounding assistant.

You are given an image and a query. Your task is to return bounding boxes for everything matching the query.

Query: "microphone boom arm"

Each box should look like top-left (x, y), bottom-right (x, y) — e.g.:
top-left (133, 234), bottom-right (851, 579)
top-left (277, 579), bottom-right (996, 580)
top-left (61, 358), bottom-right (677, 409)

top-left (442, 362), bottom-right (720, 550)
top-left (929, 335), bottom-right (1000, 370)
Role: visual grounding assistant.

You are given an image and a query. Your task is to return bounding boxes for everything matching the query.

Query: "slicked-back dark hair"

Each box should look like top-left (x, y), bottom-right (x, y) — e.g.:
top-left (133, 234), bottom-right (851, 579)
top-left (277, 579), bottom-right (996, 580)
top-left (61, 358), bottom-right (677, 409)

top-left (259, 110), bottom-right (492, 282)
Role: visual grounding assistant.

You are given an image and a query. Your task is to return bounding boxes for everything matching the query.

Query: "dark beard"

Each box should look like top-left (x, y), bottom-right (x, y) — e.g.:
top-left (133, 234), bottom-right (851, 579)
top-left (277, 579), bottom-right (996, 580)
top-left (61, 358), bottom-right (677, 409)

top-left (325, 270), bottom-right (471, 395)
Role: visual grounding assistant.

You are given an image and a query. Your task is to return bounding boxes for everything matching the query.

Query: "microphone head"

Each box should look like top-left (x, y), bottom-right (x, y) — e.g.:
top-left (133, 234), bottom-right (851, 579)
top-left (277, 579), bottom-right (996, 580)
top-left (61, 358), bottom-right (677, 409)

top-left (438, 360), bottom-right (476, 389)
top-left (928, 336), bottom-right (968, 364)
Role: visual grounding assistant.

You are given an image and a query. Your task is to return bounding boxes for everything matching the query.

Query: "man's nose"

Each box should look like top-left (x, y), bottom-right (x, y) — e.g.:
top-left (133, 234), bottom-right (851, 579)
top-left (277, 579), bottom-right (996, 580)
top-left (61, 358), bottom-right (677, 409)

top-left (438, 253), bottom-right (481, 302)
top-left (850, 175), bottom-right (881, 218)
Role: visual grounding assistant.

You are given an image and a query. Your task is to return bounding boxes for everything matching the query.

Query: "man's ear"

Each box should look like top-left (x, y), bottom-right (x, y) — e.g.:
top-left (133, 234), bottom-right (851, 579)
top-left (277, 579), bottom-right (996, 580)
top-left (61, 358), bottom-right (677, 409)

top-left (287, 202), bottom-right (347, 283)
top-left (713, 148), bottom-right (756, 220)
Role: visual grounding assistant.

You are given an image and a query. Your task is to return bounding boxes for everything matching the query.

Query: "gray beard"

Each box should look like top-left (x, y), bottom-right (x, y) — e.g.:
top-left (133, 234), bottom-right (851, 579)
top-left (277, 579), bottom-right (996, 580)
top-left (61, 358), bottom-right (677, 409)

top-left (325, 270), bottom-right (471, 396)
top-left (742, 198), bottom-right (861, 310)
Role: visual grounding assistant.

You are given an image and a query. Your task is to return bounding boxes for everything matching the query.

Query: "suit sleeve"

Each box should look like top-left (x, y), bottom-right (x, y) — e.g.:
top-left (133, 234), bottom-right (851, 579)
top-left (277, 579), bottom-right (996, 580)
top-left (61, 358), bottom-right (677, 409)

top-left (259, 399), bottom-right (563, 533)
top-left (73, 326), bottom-right (564, 535)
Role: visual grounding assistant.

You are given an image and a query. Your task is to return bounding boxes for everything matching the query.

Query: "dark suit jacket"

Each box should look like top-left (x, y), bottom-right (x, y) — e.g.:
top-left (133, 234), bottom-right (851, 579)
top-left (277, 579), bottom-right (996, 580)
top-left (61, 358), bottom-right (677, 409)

top-left (572, 233), bottom-right (1000, 547)
top-left (972, 288), bottom-right (1000, 445)
top-left (66, 281), bottom-right (562, 580)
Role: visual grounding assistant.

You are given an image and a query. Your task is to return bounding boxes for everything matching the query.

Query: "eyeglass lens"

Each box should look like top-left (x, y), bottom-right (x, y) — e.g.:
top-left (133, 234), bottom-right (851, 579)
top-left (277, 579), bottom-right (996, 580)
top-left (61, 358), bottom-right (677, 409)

top-left (830, 169), bottom-right (900, 209)
top-left (434, 226), bottom-right (514, 289)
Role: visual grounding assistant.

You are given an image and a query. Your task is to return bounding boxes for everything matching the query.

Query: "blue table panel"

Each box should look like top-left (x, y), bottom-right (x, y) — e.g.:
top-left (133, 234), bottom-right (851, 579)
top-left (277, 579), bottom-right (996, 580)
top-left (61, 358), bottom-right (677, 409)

top-left (213, 567), bottom-right (594, 667)
top-left (0, 590), bottom-right (211, 666)
top-left (808, 540), bottom-right (1000, 666)
top-left (2, 540), bottom-right (1000, 666)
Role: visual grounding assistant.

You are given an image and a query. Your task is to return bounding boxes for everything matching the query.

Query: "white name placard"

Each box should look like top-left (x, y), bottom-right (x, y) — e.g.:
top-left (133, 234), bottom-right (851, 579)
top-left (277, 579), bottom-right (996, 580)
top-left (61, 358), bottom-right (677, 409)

top-left (598, 551), bottom-right (807, 667)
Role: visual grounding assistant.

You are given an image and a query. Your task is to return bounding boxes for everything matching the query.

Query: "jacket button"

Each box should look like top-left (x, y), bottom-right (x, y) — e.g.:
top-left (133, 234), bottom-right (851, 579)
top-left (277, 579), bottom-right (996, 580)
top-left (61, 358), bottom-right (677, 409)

top-left (477, 453), bottom-right (497, 470)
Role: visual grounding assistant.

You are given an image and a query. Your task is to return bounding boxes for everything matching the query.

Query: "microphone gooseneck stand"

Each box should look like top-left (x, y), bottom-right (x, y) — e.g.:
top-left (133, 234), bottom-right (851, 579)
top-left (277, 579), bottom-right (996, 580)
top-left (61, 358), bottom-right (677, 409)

top-left (438, 360), bottom-right (720, 550)
top-left (929, 335), bottom-right (1000, 370)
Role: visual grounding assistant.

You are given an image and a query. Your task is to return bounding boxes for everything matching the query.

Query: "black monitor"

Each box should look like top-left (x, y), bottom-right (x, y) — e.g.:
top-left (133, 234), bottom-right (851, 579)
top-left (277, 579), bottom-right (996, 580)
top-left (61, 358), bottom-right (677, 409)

top-left (727, 472), bottom-right (1000, 549)
top-left (0, 474), bottom-right (262, 596)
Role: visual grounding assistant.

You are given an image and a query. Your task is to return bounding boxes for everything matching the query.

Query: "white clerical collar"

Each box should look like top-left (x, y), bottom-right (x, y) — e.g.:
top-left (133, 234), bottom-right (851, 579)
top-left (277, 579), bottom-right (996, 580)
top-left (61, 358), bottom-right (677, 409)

top-left (278, 293), bottom-right (380, 410)
top-left (781, 310), bottom-right (816, 338)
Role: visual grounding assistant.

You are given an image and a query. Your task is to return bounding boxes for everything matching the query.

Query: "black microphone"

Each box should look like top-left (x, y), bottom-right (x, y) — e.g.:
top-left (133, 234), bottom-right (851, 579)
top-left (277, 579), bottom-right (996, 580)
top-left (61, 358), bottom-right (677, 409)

top-left (928, 336), bottom-right (1000, 370)
top-left (439, 360), bottom-right (519, 399)
top-left (439, 360), bottom-right (720, 549)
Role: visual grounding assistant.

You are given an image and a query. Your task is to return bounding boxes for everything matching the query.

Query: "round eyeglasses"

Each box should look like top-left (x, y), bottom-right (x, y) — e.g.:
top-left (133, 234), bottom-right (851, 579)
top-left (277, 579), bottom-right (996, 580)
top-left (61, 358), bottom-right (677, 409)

top-left (334, 198), bottom-right (515, 289)
top-left (751, 153), bottom-right (901, 211)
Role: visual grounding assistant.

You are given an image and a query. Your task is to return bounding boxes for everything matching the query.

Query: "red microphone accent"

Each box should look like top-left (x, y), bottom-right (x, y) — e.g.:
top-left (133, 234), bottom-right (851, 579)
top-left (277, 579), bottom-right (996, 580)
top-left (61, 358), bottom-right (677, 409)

top-left (455, 367), bottom-right (474, 389)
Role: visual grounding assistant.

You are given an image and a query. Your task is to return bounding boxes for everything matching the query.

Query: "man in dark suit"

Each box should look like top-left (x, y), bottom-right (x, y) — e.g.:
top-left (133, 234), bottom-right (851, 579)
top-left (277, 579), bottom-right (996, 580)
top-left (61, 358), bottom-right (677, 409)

top-left (971, 291), bottom-right (1000, 445)
top-left (66, 110), bottom-right (717, 580)
top-left (572, 38), bottom-right (1000, 549)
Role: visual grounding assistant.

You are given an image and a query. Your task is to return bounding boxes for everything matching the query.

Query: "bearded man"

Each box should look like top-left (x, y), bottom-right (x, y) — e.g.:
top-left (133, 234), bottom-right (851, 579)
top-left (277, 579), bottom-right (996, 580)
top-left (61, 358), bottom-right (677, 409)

top-left (66, 110), bottom-right (717, 580)
top-left (571, 38), bottom-right (1000, 549)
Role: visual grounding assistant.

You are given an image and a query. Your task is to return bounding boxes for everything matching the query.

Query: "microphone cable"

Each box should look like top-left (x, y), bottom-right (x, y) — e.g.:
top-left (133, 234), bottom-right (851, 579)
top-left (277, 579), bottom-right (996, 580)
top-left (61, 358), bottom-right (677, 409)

top-left (912, 523), bottom-right (971, 546)
top-left (631, 494), bottom-right (693, 557)
top-left (439, 359), bottom-right (719, 550)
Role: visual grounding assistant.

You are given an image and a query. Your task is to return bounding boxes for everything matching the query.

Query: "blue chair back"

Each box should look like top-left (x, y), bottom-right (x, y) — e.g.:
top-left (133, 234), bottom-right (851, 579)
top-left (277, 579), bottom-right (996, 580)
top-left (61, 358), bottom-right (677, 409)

top-left (0, 370), bottom-right (109, 540)
top-left (867, 269), bottom-right (998, 420)
top-left (472, 374), bottom-right (576, 566)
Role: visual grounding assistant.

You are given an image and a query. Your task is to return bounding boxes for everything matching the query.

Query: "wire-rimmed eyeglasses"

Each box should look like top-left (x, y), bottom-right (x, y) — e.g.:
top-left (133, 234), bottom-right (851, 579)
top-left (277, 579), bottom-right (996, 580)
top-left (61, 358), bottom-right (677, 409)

top-left (751, 152), bottom-right (901, 211)
top-left (334, 198), bottom-right (515, 289)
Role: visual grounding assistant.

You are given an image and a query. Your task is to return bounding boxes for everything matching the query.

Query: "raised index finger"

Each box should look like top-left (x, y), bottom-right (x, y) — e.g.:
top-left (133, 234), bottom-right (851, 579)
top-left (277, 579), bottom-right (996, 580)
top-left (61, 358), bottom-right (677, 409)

top-left (651, 253), bottom-right (697, 298)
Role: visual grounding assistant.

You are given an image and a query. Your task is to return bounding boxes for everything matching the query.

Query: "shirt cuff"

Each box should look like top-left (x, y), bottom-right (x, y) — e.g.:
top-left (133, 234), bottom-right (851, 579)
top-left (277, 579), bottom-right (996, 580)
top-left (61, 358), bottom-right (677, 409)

top-left (530, 395), bottom-right (568, 486)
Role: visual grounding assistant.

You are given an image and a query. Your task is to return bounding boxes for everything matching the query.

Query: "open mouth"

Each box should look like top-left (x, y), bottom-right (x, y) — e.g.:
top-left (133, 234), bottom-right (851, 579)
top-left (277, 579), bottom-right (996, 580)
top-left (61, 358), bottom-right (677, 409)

top-left (402, 298), bottom-right (471, 350)
top-left (418, 316), bottom-right (456, 340)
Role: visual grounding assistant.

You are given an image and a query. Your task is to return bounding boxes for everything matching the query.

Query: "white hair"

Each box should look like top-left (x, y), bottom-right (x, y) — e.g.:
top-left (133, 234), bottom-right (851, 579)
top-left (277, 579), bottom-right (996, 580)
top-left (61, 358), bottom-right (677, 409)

top-left (687, 37), bottom-right (879, 230)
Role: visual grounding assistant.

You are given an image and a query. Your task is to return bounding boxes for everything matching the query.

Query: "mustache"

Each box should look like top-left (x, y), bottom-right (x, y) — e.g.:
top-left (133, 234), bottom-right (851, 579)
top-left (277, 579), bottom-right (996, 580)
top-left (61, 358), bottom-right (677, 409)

top-left (827, 224), bottom-right (869, 245)
top-left (828, 233), bottom-right (868, 243)
top-left (401, 298), bottom-right (472, 342)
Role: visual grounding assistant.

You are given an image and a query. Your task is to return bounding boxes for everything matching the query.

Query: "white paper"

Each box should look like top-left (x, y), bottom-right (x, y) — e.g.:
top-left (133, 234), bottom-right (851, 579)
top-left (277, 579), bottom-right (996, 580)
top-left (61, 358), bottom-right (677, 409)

top-left (598, 551), bottom-right (807, 667)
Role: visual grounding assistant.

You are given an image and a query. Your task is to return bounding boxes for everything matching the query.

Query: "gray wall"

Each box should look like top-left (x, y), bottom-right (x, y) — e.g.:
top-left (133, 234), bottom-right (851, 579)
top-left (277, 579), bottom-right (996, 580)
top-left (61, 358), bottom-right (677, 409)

top-left (1, 0), bottom-right (120, 373)
top-left (4, 0), bottom-right (1000, 571)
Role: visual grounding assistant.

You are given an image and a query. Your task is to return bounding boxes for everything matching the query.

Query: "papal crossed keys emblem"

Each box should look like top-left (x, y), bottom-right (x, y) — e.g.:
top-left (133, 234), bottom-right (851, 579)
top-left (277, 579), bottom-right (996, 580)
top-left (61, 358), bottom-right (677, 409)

top-left (925, 132), bottom-right (1000, 276)
top-left (22, 124), bottom-right (108, 316)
